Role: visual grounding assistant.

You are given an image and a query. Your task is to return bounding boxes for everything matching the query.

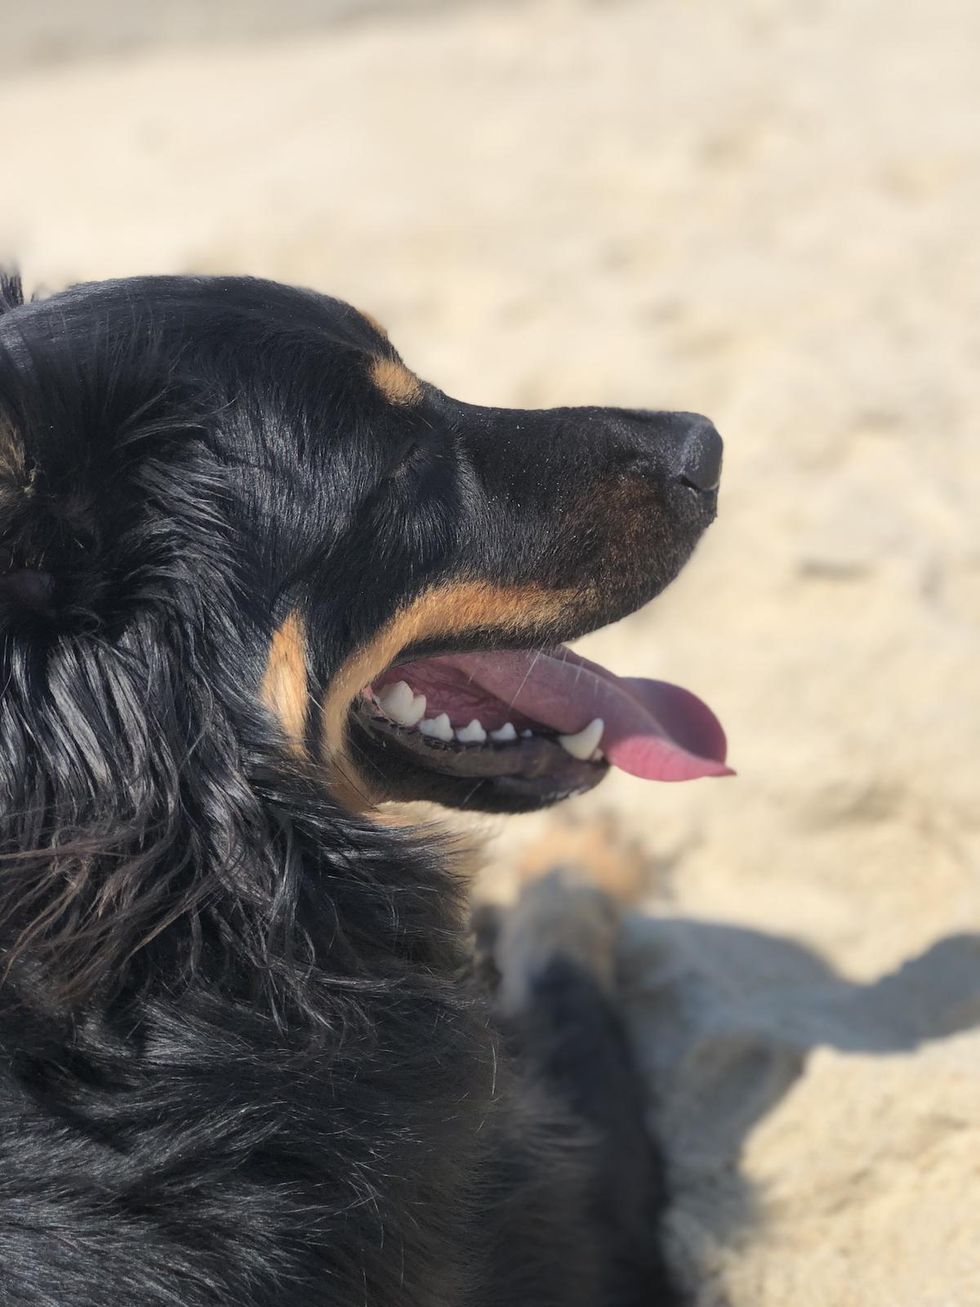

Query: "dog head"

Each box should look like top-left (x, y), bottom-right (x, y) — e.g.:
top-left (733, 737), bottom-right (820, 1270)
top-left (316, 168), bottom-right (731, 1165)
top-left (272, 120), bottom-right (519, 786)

top-left (0, 273), bottom-right (727, 825)
top-left (0, 271), bottom-right (730, 1002)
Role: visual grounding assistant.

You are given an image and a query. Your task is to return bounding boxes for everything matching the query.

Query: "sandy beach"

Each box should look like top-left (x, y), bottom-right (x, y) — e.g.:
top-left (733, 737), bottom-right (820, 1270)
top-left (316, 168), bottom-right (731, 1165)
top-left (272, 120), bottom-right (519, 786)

top-left (3, 0), bottom-right (979, 1299)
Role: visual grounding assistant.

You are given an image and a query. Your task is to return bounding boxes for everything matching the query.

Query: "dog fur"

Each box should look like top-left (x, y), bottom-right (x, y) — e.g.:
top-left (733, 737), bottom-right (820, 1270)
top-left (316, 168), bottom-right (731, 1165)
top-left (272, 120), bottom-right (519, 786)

top-left (0, 272), bottom-right (719, 1305)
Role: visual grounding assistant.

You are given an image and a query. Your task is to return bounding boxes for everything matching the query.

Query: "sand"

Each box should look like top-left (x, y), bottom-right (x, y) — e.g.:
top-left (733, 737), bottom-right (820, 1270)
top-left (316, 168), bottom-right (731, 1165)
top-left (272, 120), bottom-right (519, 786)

top-left (2, 0), bottom-right (979, 1300)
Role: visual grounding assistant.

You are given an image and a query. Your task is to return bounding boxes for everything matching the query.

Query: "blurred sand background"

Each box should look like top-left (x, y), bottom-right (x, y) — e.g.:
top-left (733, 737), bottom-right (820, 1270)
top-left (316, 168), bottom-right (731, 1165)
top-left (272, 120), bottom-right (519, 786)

top-left (3, 0), bottom-right (979, 1301)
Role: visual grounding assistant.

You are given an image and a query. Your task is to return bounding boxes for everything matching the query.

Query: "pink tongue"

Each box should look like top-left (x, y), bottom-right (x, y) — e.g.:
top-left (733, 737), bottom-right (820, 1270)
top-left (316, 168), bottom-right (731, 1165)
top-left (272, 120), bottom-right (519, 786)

top-left (439, 648), bottom-right (731, 782)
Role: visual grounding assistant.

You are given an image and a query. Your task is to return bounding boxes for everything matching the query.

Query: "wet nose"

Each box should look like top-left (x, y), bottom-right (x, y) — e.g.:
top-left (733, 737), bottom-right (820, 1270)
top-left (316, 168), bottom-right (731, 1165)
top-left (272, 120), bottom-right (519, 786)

top-left (676, 416), bottom-right (723, 493)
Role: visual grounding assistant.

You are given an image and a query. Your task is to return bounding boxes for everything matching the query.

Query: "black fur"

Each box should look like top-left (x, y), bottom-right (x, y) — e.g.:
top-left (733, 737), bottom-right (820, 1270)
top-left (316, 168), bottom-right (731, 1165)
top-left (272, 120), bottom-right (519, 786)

top-left (0, 274), bottom-right (716, 1304)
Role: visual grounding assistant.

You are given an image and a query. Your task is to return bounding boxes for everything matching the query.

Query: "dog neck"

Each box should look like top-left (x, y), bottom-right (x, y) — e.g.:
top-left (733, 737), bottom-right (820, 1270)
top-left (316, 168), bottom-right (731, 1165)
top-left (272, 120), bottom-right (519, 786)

top-left (0, 610), bottom-right (467, 1023)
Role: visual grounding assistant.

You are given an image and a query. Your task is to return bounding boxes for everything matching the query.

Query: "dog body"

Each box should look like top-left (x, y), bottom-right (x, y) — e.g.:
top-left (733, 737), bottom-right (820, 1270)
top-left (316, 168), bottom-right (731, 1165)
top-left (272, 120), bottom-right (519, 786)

top-left (0, 274), bottom-right (722, 1305)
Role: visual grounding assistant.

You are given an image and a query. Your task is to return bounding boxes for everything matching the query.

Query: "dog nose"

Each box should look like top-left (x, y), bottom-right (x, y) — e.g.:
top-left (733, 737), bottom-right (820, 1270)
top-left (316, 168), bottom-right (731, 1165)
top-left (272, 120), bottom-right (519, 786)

top-left (676, 417), bottom-right (723, 493)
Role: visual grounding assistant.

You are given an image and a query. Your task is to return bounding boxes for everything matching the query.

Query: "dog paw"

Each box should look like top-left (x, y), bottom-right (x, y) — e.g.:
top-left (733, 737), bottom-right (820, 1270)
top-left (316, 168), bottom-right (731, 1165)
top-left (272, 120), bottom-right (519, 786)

top-left (491, 870), bottom-right (622, 1019)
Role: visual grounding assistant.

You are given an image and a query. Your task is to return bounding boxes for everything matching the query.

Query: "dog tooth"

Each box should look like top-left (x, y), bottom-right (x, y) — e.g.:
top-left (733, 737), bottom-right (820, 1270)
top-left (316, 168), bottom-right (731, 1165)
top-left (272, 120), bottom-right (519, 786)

top-left (490, 722), bottom-right (517, 743)
top-left (378, 680), bottom-right (419, 726)
top-left (456, 719), bottom-right (487, 744)
top-left (521, 729), bottom-right (534, 738)
top-left (558, 718), bottom-right (604, 761)
top-left (408, 693), bottom-right (427, 725)
top-left (589, 748), bottom-right (604, 763)
top-left (419, 712), bottom-right (453, 741)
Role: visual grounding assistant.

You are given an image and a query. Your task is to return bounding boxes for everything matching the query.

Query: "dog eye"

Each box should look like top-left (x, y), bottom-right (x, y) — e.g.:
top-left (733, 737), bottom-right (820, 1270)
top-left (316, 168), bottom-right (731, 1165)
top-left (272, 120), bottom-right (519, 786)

top-left (387, 440), bottom-right (425, 480)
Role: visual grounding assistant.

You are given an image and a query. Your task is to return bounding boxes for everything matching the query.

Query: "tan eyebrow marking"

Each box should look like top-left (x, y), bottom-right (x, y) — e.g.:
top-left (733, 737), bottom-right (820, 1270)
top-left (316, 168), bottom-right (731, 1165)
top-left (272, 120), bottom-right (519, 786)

top-left (369, 356), bottom-right (423, 406)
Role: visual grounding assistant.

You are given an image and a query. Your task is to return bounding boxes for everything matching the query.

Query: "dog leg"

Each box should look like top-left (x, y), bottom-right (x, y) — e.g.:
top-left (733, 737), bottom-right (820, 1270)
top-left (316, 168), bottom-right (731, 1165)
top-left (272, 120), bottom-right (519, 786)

top-left (485, 864), bottom-right (681, 1306)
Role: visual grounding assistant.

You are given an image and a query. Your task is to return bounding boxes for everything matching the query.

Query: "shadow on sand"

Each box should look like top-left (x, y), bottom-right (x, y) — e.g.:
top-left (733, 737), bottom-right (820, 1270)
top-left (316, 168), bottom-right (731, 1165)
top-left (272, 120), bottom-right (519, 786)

top-left (617, 915), bottom-right (980, 1244)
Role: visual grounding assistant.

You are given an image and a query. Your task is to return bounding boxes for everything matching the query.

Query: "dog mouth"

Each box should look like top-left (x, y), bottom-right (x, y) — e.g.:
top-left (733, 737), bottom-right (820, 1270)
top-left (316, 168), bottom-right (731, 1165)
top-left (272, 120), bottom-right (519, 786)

top-left (350, 644), bottom-right (731, 811)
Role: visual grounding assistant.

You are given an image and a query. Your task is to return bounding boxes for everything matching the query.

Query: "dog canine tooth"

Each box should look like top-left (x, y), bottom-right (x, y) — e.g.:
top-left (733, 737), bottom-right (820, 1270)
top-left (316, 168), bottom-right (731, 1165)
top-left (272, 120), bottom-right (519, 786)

top-left (419, 712), bottom-right (453, 742)
top-left (558, 718), bottom-right (604, 761)
top-left (455, 719), bottom-right (487, 744)
top-left (378, 680), bottom-right (426, 727)
top-left (490, 722), bottom-right (517, 743)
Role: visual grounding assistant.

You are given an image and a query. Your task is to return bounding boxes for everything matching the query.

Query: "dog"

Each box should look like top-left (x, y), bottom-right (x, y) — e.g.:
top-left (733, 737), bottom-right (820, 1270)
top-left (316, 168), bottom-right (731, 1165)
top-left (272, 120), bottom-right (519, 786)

top-left (0, 271), bottom-right (727, 1305)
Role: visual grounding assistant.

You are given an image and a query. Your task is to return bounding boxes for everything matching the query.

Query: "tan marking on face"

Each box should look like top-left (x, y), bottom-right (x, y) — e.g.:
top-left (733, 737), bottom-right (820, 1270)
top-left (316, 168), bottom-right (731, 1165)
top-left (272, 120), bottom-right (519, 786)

top-left (320, 581), bottom-right (579, 762)
top-left (370, 356), bottom-right (422, 406)
top-left (358, 309), bottom-right (389, 339)
top-left (261, 611), bottom-right (309, 752)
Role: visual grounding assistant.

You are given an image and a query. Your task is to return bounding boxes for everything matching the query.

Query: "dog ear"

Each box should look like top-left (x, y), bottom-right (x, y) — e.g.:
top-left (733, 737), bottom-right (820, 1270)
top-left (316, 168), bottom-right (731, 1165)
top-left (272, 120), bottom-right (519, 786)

top-left (0, 270), bottom-right (25, 316)
top-left (0, 291), bottom-right (205, 626)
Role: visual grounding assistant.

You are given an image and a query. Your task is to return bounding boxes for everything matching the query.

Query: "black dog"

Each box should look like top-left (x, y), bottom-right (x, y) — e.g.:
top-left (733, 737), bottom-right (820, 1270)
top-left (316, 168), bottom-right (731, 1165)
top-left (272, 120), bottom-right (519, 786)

top-left (0, 273), bottom-right (726, 1305)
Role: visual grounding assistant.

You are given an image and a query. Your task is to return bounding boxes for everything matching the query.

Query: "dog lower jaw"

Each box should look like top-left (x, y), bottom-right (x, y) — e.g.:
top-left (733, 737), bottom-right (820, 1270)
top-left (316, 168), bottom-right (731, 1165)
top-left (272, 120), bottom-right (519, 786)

top-left (345, 699), bottom-right (608, 813)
